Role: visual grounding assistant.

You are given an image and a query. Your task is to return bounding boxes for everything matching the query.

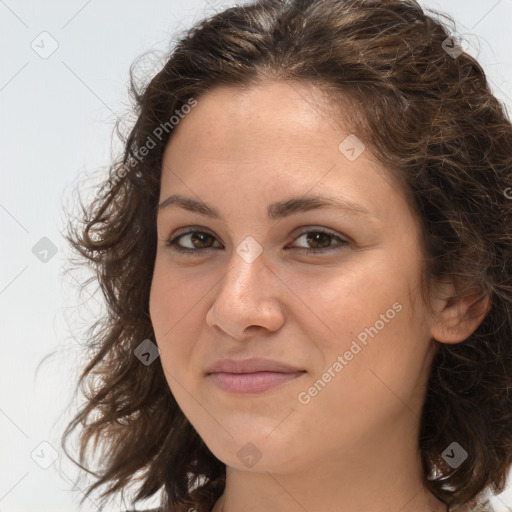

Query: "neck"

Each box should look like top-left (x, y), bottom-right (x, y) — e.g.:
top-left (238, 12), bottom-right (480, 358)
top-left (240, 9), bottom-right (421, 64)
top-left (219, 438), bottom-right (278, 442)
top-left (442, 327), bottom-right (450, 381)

top-left (210, 416), bottom-right (448, 512)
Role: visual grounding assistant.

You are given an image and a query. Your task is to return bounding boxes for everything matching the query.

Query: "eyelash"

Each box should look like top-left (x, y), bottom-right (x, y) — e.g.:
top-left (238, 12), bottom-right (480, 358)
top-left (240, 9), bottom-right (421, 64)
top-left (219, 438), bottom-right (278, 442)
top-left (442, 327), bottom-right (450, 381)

top-left (164, 227), bottom-right (349, 256)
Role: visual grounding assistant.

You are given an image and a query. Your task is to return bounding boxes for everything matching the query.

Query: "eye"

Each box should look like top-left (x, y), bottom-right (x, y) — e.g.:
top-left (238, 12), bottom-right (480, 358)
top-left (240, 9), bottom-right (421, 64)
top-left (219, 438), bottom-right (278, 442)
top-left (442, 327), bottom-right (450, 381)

top-left (165, 229), bottom-right (221, 256)
top-left (164, 227), bottom-right (349, 256)
top-left (289, 229), bottom-right (349, 253)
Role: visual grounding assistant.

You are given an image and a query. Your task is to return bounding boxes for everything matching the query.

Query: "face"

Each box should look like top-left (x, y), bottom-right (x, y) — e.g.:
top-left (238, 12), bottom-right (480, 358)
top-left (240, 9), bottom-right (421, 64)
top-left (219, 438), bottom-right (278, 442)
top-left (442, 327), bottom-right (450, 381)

top-left (149, 81), bottom-right (438, 474)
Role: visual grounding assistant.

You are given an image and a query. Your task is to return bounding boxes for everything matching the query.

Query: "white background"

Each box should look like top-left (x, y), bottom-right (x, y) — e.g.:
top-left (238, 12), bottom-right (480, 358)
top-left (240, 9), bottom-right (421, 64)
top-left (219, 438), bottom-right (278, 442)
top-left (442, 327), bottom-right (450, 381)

top-left (1, 1), bottom-right (511, 511)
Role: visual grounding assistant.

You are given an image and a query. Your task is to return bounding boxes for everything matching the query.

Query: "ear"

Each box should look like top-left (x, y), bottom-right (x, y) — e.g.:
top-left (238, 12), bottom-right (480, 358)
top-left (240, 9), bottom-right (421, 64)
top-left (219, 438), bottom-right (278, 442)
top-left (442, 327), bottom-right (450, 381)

top-left (429, 278), bottom-right (491, 344)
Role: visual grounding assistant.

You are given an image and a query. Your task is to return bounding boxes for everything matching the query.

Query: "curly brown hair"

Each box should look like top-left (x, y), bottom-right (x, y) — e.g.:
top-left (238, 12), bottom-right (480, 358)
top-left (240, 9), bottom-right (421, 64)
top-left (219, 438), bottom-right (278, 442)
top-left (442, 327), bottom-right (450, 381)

top-left (61, 1), bottom-right (512, 511)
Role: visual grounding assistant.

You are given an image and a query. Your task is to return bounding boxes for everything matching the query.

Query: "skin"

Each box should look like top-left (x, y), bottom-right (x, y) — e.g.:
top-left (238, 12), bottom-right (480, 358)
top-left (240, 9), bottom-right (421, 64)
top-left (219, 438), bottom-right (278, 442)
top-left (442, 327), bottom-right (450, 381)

top-left (148, 81), bottom-right (490, 512)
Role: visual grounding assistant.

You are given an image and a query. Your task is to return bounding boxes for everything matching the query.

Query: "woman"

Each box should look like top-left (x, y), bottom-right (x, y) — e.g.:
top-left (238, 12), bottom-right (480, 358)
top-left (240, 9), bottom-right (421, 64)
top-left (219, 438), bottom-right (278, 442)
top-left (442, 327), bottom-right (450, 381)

top-left (61, 1), bottom-right (512, 511)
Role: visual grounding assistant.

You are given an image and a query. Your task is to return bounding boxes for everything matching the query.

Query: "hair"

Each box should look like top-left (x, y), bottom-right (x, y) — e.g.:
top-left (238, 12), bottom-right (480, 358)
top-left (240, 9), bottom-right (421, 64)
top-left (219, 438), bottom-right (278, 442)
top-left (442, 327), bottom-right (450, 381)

top-left (61, 0), bottom-right (512, 511)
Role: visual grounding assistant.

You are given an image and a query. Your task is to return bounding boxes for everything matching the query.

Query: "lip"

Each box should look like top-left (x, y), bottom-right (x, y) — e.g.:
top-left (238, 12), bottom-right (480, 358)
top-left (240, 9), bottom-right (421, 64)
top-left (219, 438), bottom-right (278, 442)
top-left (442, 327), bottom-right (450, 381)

top-left (206, 357), bottom-right (304, 374)
top-left (206, 357), bottom-right (306, 394)
top-left (208, 371), bottom-right (305, 394)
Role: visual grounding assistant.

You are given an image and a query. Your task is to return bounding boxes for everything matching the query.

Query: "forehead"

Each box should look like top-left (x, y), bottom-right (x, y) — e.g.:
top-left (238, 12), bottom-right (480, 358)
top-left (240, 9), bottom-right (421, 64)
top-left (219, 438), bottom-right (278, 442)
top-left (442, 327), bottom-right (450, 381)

top-left (158, 81), bottom-right (409, 226)
top-left (163, 81), bottom-right (350, 163)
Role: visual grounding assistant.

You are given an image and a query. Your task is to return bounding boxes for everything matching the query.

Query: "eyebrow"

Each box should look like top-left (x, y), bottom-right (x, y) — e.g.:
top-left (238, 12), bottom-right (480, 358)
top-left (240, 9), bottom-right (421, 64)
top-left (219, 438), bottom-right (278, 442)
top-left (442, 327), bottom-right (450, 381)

top-left (156, 193), bottom-right (375, 222)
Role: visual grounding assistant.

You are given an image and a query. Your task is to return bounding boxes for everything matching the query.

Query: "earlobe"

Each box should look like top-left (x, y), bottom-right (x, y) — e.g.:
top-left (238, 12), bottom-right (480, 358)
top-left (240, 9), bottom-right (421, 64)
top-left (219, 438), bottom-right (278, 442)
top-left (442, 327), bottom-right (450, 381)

top-left (430, 280), bottom-right (491, 344)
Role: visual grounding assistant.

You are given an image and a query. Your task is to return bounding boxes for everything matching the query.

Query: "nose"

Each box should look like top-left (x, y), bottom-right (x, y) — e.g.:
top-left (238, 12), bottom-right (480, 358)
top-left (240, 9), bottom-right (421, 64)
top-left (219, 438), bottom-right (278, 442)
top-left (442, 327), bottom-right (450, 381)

top-left (205, 248), bottom-right (286, 340)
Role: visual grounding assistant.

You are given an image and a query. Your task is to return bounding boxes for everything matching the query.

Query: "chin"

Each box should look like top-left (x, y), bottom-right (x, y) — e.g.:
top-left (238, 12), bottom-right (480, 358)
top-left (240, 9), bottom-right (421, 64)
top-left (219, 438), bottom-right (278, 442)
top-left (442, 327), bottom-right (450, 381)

top-left (196, 423), bottom-right (308, 474)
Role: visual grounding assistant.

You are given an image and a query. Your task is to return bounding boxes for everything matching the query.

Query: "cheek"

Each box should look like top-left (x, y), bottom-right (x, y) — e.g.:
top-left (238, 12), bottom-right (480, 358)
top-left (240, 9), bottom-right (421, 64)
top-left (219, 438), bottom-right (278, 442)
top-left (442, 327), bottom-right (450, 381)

top-left (290, 253), bottom-right (410, 344)
top-left (149, 262), bottom-right (213, 389)
top-left (300, 254), bottom-right (427, 405)
top-left (149, 266), bottom-right (191, 375)
top-left (292, 304), bottom-right (428, 453)
top-left (149, 258), bottom-right (202, 335)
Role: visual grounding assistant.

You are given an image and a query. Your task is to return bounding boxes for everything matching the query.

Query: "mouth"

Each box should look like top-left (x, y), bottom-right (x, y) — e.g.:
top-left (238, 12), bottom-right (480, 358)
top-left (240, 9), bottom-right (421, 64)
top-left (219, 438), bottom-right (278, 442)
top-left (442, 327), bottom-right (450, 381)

top-left (205, 357), bottom-right (307, 394)
top-left (207, 370), bottom-right (306, 394)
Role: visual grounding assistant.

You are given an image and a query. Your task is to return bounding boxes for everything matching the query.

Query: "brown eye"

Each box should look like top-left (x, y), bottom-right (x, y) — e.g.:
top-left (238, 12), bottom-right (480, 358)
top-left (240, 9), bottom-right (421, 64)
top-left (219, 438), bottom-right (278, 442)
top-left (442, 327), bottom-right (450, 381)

top-left (187, 231), bottom-right (215, 249)
top-left (166, 230), bottom-right (221, 255)
top-left (165, 227), bottom-right (348, 256)
top-left (289, 229), bottom-right (348, 253)
top-left (305, 232), bottom-right (333, 249)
